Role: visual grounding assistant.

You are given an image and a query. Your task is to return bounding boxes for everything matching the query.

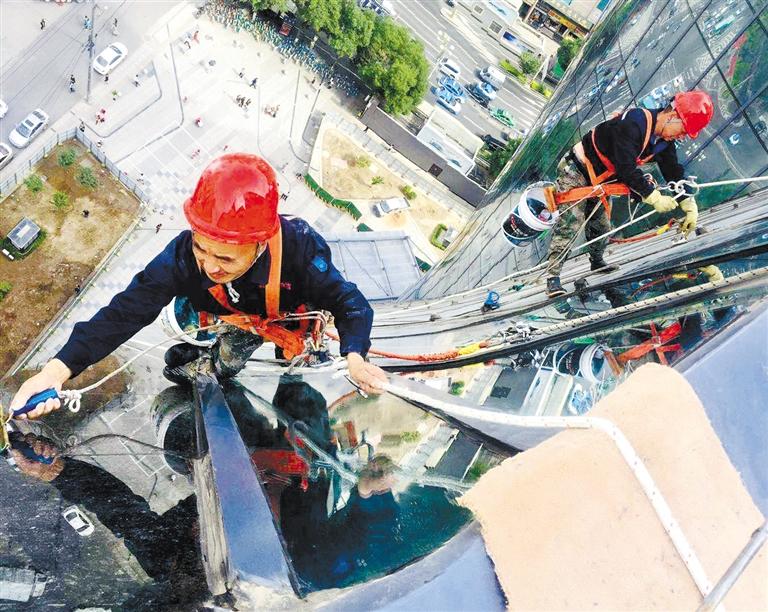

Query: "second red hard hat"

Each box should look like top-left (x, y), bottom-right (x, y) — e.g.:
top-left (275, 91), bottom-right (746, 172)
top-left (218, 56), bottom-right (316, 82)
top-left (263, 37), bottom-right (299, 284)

top-left (184, 153), bottom-right (280, 244)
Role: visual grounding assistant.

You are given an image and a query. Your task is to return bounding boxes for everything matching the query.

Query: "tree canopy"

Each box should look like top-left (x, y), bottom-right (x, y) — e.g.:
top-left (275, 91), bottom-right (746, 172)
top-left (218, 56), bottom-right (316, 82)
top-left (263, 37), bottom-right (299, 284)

top-left (357, 18), bottom-right (429, 115)
top-left (519, 51), bottom-right (542, 77)
top-left (249, 0), bottom-right (290, 14)
top-left (301, 0), bottom-right (343, 37)
top-left (329, 0), bottom-right (375, 58)
top-left (556, 37), bottom-right (584, 70)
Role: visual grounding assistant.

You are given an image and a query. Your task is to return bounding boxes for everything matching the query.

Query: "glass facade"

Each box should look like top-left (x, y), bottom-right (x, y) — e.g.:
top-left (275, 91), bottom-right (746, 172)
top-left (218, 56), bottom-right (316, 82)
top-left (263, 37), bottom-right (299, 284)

top-left (405, 0), bottom-right (768, 300)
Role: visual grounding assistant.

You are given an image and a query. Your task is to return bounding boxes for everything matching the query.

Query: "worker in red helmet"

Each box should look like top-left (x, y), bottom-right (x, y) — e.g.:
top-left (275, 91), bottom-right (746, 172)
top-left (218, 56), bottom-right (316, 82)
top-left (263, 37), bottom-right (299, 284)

top-left (545, 89), bottom-right (715, 298)
top-left (12, 154), bottom-right (388, 419)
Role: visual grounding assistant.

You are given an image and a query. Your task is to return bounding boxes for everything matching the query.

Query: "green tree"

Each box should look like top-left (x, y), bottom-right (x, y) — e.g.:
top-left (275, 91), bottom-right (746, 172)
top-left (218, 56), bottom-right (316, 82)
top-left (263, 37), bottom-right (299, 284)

top-left (76, 166), bottom-right (99, 189)
top-left (250, 0), bottom-right (290, 13)
top-left (58, 148), bottom-right (77, 167)
top-left (557, 37), bottom-right (583, 71)
top-left (301, 0), bottom-right (343, 37)
top-left (24, 174), bottom-right (44, 192)
top-left (358, 18), bottom-right (429, 115)
top-left (329, 0), bottom-right (374, 58)
top-left (488, 138), bottom-right (522, 178)
top-left (51, 191), bottom-right (70, 209)
top-left (519, 51), bottom-right (542, 79)
top-left (371, 175), bottom-right (384, 185)
top-left (0, 280), bottom-right (12, 301)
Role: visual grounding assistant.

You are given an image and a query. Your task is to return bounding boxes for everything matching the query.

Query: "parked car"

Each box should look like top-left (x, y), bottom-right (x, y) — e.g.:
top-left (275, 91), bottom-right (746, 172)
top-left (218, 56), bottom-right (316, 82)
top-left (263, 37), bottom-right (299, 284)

top-left (436, 90), bottom-right (462, 114)
top-left (372, 197), bottom-right (410, 217)
top-left (728, 133), bottom-right (741, 146)
top-left (62, 505), bottom-right (95, 536)
top-left (490, 107), bottom-right (515, 128)
top-left (0, 143), bottom-right (13, 170)
top-left (482, 134), bottom-right (507, 151)
top-left (438, 75), bottom-right (467, 102)
top-left (0, 99), bottom-right (7, 119)
top-left (467, 81), bottom-right (497, 105)
top-left (438, 57), bottom-right (461, 79)
top-left (92, 42), bottom-right (128, 75)
top-left (9, 108), bottom-right (49, 148)
top-left (478, 65), bottom-right (506, 89)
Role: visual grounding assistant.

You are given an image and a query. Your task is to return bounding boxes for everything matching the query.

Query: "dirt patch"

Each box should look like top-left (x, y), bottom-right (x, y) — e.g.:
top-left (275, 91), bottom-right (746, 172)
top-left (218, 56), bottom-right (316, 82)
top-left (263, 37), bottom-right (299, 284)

top-left (0, 141), bottom-right (139, 375)
top-left (321, 130), bottom-right (467, 241)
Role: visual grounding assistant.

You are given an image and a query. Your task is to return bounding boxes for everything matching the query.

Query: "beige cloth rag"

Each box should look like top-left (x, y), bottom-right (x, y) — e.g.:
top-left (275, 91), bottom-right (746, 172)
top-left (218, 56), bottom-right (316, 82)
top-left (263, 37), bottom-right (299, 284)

top-left (460, 363), bottom-right (767, 610)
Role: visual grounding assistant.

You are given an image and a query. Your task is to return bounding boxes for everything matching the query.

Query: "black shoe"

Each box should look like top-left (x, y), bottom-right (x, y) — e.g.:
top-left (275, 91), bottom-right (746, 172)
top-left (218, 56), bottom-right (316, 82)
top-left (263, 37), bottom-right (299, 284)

top-left (590, 257), bottom-right (619, 273)
top-left (546, 277), bottom-right (567, 298)
top-left (163, 343), bottom-right (201, 385)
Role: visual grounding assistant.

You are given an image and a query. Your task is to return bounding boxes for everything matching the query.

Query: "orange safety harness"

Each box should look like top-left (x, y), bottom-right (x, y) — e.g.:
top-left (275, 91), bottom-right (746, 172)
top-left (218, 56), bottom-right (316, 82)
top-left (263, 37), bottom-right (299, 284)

top-left (545, 108), bottom-right (656, 216)
top-left (199, 227), bottom-right (310, 360)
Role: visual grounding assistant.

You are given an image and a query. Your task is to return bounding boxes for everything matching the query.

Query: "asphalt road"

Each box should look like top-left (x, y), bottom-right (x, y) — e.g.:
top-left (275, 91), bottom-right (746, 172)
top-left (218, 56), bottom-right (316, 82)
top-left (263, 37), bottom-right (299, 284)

top-left (389, 0), bottom-right (546, 140)
top-left (0, 1), bottom-right (174, 155)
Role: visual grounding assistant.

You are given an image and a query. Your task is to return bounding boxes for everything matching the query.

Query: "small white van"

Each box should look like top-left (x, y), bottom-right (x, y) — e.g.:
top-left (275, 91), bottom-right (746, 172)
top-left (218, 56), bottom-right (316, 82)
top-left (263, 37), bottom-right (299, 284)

top-left (479, 65), bottom-right (506, 90)
top-left (438, 58), bottom-right (461, 79)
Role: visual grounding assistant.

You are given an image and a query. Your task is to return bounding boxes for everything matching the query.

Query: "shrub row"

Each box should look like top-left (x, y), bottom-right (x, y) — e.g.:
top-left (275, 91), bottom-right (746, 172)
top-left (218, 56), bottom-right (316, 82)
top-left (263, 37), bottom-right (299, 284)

top-left (304, 174), bottom-right (362, 221)
top-left (500, 59), bottom-right (553, 97)
top-left (430, 223), bottom-right (449, 250)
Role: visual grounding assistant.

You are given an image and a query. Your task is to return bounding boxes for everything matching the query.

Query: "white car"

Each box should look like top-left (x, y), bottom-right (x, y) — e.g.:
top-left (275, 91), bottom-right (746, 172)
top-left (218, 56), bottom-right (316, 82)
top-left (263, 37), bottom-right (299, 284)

top-left (8, 109), bottom-right (49, 148)
top-left (0, 99), bottom-right (7, 119)
top-left (438, 58), bottom-right (461, 79)
top-left (62, 505), bottom-right (94, 536)
top-left (0, 143), bottom-right (13, 170)
top-left (372, 197), bottom-right (410, 217)
top-left (92, 42), bottom-right (128, 75)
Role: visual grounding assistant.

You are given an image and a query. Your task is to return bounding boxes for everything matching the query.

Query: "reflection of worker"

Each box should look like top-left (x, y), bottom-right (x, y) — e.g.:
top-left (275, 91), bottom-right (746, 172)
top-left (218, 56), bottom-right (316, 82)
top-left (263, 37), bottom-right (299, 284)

top-left (9, 432), bottom-right (206, 607)
top-left (545, 91), bottom-right (714, 298)
top-left (12, 154), bottom-right (387, 419)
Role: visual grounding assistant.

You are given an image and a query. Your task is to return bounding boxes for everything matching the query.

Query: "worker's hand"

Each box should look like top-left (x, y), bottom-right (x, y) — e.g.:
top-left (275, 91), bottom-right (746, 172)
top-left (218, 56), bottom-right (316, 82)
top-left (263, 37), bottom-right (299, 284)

top-left (643, 189), bottom-right (679, 213)
top-left (9, 359), bottom-right (72, 420)
top-left (679, 197), bottom-right (699, 235)
top-left (699, 265), bottom-right (724, 283)
top-left (346, 353), bottom-right (387, 396)
top-left (9, 433), bottom-right (65, 482)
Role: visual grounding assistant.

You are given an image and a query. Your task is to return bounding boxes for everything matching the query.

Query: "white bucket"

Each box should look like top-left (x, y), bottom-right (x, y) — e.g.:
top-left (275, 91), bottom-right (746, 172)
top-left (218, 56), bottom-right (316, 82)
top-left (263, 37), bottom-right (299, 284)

top-left (517, 186), bottom-right (558, 232)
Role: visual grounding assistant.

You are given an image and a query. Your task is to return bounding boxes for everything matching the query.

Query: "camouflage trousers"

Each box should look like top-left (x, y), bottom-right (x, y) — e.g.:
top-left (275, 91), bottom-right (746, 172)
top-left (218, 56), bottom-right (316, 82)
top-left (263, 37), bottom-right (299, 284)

top-left (546, 156), bottom-right (612, 276)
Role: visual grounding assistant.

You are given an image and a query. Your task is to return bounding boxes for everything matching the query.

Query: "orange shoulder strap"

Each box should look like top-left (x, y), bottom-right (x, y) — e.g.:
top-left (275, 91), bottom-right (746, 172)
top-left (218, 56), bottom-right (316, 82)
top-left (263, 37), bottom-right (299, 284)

top-left (265, 226), bottom-right (282, 319)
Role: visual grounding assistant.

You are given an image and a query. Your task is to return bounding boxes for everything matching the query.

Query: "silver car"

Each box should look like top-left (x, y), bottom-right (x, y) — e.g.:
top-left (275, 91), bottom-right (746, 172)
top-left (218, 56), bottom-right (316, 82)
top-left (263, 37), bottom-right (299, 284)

top-left (8, 109), bottom-right (49, 148)
top-left (92, 42), bottom-right (128, 75)
top-left (0, 143), bottom-right (14, 170)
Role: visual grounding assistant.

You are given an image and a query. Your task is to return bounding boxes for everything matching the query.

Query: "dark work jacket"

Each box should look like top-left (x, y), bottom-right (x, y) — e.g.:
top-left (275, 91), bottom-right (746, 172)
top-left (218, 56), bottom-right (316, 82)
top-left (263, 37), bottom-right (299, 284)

top-left (56, 216), bottom-right (374, 377)
top-left (582, 108), bottom-right (686, 200)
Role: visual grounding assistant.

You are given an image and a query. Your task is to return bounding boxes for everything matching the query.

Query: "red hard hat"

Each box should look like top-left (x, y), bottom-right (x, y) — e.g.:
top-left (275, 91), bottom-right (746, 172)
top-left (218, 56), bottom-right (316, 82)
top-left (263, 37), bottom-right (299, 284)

top-left (184, 153), bottom-right (280, 244)
top-left (673, 90), bottom-right (714, 139)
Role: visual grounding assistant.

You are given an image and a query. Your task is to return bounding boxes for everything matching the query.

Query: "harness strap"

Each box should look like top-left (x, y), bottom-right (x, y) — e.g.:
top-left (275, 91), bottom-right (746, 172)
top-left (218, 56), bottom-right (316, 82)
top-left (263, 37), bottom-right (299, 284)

top-left (204, 226), bottom-right (308, 360)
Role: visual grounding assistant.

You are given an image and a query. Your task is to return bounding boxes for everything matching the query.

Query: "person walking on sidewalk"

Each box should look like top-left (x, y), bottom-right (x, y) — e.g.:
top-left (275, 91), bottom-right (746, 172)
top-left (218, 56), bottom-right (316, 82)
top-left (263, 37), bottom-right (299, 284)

top-left (250, 77), bottom-right (258, 89)
top-left (69, 74), bottom-right (76, 93)
top-left (133, 74), bottom-right (141, 87)
top-left (11, 154), bottom-right (387, 419)
top-left (544, 90), bottom-right (714, 298)
top-left (40, 18), bottom-right (46, 30)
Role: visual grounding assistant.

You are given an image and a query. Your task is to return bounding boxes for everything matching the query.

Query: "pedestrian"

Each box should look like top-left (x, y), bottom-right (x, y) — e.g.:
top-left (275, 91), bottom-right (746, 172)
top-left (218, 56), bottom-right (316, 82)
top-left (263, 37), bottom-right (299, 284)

top-left (83, 16), bottom-right (90, 29)
top-left (9, 154), bottom-right (388, 420)
top-left (79, 121), bottom-right (86, 133)
top-left (311, 78), bottom-right (316, 86)
top-left (97, 140), bottom-right (103, 148)
top-left (137, 172), bottom-right (145, 184)
top-left (155, 223), bottom-right (162, 233)
top-left (69, 74), bottom-right (76, 93)
top-left (192, 29), bottom-right (199, 43)
top-left (274, 105), bottom-right (280, 117)
top-left (543, 90), bottom-right (714, 298)
top-left (105, 74), bottom-right (109, 83)
top-left (238, 68), bottom-right (245, 79)
top-left (222, 144), bottom-right (229, 152)
top-left (250, 77), bottom-right (258, 88)
top-left (82, 210), bottom-right (90, 218)
top-left (133, 74), bottom-right (141, 87)
top-left (245, 98), bottom-right (252, 109)
top-left (74, 284), bottom-right (81, 295)
top-left (236, 95), bottom-right (243, 106)
top-left (40, 18), bottom-right (46, 30)
top-left (184, 37), bottom-right (191, 50)
top-left (113, 17), bottom-right (118, 29)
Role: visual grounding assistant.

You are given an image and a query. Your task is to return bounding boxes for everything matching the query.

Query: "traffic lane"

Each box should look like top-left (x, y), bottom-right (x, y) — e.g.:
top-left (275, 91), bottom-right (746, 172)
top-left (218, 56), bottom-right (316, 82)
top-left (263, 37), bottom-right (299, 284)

top-left (0, 2), bottom-right (173, 148)
top-left (425, 85), bottom-right (505, 138)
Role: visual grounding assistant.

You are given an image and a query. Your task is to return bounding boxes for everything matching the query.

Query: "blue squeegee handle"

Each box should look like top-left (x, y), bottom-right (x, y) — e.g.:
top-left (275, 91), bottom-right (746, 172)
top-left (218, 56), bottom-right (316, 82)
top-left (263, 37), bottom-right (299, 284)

top-left (12, 388), bottom-right (61, 417)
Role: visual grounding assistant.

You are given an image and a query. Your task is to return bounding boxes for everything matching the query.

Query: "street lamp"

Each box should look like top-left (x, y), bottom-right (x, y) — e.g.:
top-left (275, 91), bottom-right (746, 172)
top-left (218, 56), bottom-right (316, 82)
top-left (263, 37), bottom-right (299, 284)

top-left (429, 30), bottom-right (454, 80)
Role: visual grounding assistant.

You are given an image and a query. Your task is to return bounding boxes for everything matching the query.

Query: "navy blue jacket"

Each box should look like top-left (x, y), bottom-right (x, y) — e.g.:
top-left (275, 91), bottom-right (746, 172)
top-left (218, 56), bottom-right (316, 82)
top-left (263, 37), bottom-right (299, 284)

top-left (56, 217), bottom-right (374, 377)
top-left (583, 108), bottom-right (686, 199)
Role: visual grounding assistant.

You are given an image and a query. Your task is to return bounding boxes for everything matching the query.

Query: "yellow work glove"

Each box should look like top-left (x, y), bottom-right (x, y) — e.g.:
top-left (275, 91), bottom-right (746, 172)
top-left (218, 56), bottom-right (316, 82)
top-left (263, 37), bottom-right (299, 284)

top-left (643, 189), bottom-right (679, 213)
top-left (699, 265), bottom-right (724, 283)
top-left (679, 197), bottom-right (698, 235)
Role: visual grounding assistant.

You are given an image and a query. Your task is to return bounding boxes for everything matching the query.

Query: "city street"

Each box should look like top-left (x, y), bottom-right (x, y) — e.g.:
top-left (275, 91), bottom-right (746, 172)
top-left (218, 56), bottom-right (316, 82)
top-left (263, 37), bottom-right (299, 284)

top-left (0, 2), bottom-right (172, 149)
top-left (390, 0), bottom-right (547, 139)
